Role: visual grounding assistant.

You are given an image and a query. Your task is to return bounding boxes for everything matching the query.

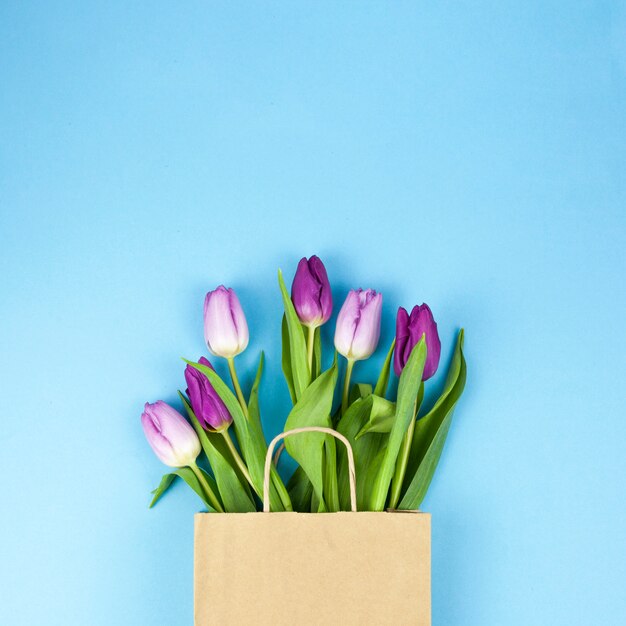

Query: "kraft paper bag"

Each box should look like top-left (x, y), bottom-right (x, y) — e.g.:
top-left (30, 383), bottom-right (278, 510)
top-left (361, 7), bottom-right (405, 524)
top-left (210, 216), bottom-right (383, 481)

top-left (194, 427), bottom-right (431, 626)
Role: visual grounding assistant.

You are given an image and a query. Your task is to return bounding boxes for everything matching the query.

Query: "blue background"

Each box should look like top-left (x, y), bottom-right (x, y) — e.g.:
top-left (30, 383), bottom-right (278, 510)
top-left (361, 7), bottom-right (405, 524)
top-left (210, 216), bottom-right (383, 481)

top-left (1, 2), bottom-right (625, 624)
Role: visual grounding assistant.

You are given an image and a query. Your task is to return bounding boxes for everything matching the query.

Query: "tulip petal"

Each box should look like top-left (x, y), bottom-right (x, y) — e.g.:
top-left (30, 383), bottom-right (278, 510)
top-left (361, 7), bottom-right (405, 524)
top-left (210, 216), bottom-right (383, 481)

top-left (393, 307), bottom-right (410, 377)
top-left (203, 286), bottom-right (249, 358)
top-left (184, 357), bottom-right (232, 430)
top-left (291, 255), bottom-right (333, 326)
top-left (141, 401), bottom-right (200, 467)
top-left (228, 288), bottom-right (249, 351)
top-left (349, 291), bottom-right (383, 360)
top-left (334, 290), bottom-right (361, 358)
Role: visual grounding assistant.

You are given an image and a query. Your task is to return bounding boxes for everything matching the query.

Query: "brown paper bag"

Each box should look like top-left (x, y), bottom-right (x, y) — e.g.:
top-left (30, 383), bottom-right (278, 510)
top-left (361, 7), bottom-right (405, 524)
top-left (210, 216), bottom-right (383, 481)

top-left (194, 427), bottom-right (431, 626)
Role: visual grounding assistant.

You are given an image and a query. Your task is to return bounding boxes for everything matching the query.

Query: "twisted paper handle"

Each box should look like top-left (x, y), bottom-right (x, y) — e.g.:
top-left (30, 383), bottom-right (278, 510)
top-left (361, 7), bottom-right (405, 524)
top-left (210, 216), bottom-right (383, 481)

top-left (263, 427), bottom-right (357, 513)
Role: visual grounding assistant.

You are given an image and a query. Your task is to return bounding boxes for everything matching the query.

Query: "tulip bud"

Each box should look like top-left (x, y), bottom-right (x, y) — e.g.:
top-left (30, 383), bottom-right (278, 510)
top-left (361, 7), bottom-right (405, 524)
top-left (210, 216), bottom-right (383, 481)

top-left (291, 255), bottom-right (333, 328)
top-left (334, 289), bottom-right (383, 361)
top-left (394, 304), bottom-right (441, 380)
top-left (141, 401), bottom-right (201, 467)
top-left (184, 357), bottom-right (233, 431)
top-left (203, 286), bottom-right (249, 358)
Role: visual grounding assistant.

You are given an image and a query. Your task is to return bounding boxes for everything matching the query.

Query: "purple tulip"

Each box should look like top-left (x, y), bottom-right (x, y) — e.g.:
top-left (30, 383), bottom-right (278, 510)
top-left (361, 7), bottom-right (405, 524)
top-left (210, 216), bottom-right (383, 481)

top-left (141, 401), bottom-right (201, 467)
top-left (291, 255), bottom-right (333, 328)
top-left (394, 304), bottom-right (441, 380)
top-left (203, 286), bottom-right (249, 358)
top-left (334, 289), bottom-right (383, 360)
top-left (184, 357), bottom-right (232, 431)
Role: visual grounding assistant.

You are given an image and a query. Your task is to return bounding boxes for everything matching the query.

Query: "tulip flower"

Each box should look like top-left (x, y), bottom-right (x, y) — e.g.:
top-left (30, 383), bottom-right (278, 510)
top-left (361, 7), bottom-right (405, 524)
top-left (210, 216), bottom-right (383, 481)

top-left (185, 357), bottom-right (261, 497)
top-left (184, 357), bottom-right (232, 431)
top-left (291, 255), bottom-right (333, 328)
top-left (334, 288), bottom-right (383, 413)
top-left (203, 286), bottom-right (249, 359)
top-left (203, 286), bottom-right (250, 417)
top-left (334, 289), bottom-right (383, 361)
top-left (141, 401), bottom-right (201, 467)
top-left (141, 401), bottom-right (223, 512)
top-left (291, 255), bottom-right (333, 372)
top-left (393, 304), bottom-right (441, 380)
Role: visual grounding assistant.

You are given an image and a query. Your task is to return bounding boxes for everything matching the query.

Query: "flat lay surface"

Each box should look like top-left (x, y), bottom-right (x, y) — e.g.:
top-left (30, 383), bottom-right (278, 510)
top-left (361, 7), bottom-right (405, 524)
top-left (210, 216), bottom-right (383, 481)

top-left (1, 2), bottom-right (625, 625)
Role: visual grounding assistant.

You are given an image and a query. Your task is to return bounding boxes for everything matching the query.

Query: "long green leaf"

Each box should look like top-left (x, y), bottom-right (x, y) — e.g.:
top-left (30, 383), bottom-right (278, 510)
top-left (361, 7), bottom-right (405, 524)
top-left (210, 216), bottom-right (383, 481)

top-left (184, 359), bottom-right (286, 511)
top-left (245, 352), bottom-right (292, 510)
top-left (369, 338), bottom-right (427, 511)
top-left (284, 363), bottom-right (338, 510)
top-left (248, 351), bottom-right (265, 430)
top-left (278, 269), bottom-right (310, 400)
top-left (374, 339), bottom-right (396, 397)
top-left (179, 392), bottom-right (256, 513)
top-left (399, 329), bottom-right (467, 510)
top-left (150, 467), bottom-right (219, 512)
top-left (281, 316), bottom-right (296, 404)
top-left (287, 466), bottom-right (313, 512)
top-left (322, 436), bottom-right (340, 512)
top-left (406, 328), bottom-right (465, 480)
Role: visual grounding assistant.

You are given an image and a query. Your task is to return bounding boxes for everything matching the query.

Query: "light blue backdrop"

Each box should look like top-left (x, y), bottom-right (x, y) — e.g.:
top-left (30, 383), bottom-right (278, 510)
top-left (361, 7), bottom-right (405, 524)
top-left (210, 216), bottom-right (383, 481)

top-left (1, 2), bottom-right (625, 625)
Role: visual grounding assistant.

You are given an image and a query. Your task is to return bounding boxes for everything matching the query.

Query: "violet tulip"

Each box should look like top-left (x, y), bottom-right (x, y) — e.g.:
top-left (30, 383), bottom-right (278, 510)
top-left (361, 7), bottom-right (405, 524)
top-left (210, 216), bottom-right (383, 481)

top-left (291, 255), bottom-right (333, 328)
top-left (203, 286), bottom-right (249, 358)
top-left (334, 289), bottom-right (383, 361)
top-left (184, 357), bottom-right (232, 431)
top-left (394, 304), bottom-right (441, 380)
top-left (141, 401), bottom-right (201, 467)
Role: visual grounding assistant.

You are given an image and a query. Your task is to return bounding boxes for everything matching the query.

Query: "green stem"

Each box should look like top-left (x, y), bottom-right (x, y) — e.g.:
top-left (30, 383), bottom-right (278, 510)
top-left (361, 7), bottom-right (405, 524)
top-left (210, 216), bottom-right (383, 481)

top-left (220, 429), bottom-right (258, 496)
top-left (306, 324), bottom-right (316, 376)
top-left (227, 357), bottom-right (249, 419)
top-left (341, 359), bottom-right (355, 415)
top-left (389, 398), bottom-right (418, 509)
top-left (189, 462), bottom-right (224, 512)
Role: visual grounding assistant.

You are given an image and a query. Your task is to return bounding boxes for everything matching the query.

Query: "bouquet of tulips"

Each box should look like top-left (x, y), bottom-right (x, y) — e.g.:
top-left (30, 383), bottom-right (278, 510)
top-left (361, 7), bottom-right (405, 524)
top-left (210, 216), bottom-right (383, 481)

top-left (141, 256), bottom-right (466, 513)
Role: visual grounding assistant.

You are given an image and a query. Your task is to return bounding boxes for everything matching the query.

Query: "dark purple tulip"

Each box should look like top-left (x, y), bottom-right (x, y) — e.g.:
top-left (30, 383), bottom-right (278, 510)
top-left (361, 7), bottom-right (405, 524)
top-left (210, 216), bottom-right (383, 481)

top-left (394, 304), bottom-right (441, 380)
top-left (291, 255), bottom-right (333, 328)
top-left (184, 357), bottom-right (233, 431)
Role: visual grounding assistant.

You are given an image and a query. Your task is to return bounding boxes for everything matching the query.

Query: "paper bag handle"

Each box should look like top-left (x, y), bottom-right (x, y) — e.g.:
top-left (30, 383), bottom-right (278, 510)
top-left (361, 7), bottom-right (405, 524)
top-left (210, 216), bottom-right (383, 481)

top-left (263, 427), bottom-right (357, 513)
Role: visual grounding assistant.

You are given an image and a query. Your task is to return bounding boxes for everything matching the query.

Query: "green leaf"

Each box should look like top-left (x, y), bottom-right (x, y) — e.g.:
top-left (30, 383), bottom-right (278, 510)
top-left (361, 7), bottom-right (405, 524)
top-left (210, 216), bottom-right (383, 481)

top-left (150, 467), bottom-right (219, 512)
top-left (287, 466), bottom-right (313, 512)
top-left (406, 328), bottom-right (465, 481)
top-left (248, 352), bottom-right (265, 430)
top-left (149, 474), bottom-right (176, 508)
top-left (179, 392), bottom-right (256, 513)
top-left (284, 363), bottom-right (338, 510)
top-left (337, 395), bottom-right (388, 511)
top-left (278, 269), bottom-right (310, 400)
top-left (369, 338), bottom-right (427, 511)
top-left (399, 329), bottom-right (467, 510)
top-left (322, 436), bottom-right (340, 512)
top-left (363, 445), bottom-right (387, 506)
top-left (349, 382), bottom-right (372, 405)
top-left (336, 395), bottom-right (387, 511)
top-left (184, 359), bottom-right (288, 511)
top-left (245, 352), bottom-right (292, 510)
top-left (355, 395), bottom-right (396, 438)
top-left (281, 316), bottom-right (296, 405)
top-left (374, 339), bottom-right (396, 398)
